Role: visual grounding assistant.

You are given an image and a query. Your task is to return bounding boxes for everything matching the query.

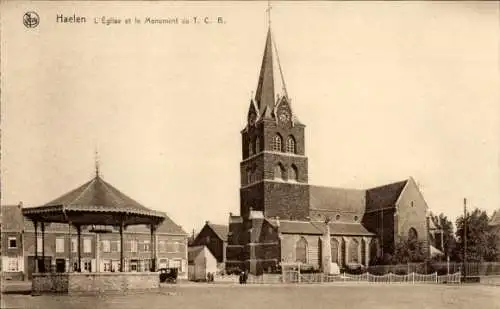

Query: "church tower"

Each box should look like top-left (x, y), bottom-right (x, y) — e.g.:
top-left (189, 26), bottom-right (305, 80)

top-left (239, 27), bottom-right (310, 221)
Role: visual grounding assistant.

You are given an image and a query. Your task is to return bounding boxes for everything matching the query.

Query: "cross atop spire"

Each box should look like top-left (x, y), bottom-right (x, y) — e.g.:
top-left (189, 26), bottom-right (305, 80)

top-left (266, 0), bottom-right (272, 28)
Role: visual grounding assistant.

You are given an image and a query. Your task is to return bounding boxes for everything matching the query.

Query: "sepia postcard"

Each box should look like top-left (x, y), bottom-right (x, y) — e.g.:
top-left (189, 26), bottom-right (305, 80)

top-left (1, 1), bottom-right (499, 308)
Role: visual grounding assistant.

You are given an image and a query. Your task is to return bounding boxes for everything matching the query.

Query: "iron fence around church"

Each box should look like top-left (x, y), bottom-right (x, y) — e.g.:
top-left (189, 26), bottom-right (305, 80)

top-left (368, 262), bottom-right (500, 276)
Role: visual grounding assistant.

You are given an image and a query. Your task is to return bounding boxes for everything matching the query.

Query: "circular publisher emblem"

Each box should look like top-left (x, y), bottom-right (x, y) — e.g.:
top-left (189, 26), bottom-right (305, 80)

top-left (23, 12), bottom-right (40, 28)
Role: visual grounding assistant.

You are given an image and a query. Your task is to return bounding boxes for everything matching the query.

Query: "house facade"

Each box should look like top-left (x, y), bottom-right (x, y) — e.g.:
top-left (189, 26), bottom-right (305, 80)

top-left (1, 203), bottom-right (188, 280)
top-left (190, 221), bottom-right (228, 271)
top-left (225, 26), bottom-right (432, 275)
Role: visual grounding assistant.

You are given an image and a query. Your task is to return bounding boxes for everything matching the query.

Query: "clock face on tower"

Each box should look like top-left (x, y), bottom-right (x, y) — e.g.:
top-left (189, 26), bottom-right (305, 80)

top-left (278, 110), bottom-right (290, 123)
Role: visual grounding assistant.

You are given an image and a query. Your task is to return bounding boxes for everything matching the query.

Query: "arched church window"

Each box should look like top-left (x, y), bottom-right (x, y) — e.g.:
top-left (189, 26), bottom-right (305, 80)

top-left (288, 165), bottom-right (298, 182)
top-left (273, 134), bottom-right (282, 152)
top-left (408, 227), bottom-right (418, 241)
top-left (286, 136), bottom-right (296, 153)
top-left (349, 239), bottom-right (359, 263)
top-left (274, 163), bottom-right (285, 180)
top-left (296, 237), bottom-right (307, 264)
top-left (247, 168), bottom-right (253, 184)
top-left (331, 238), bottom-right (339, 263)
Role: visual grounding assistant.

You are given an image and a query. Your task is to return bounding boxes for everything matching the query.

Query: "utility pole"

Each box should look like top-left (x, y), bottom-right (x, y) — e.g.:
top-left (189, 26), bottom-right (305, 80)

top-left (463, 198), bottom-right (467, 278)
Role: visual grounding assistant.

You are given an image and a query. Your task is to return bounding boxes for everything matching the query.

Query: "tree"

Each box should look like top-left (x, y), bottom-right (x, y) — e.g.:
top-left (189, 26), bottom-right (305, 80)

top-left (455, 208), bottom-right (499, 262)
top-left (429, 212), bottom-right (458, 260)
top-left (392, 237), bottom-right (427, 264)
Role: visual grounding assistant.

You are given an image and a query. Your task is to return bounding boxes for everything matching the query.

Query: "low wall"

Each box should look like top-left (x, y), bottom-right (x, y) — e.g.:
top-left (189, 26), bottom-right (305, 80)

top-left (32, 272), bottom-right (159, 294)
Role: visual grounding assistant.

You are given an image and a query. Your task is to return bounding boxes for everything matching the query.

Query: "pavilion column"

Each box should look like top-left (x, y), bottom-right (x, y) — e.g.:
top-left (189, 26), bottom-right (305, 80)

top-left (41, 222), bottom-right (45, 273)
top-left (77, 225), bottom-right (82, 272)
top-left (119, 221), bottom-right (125, 272)
top-left (150, 224), bottom-right (157, 272)
top-left (67, 222), bottom-right (72, 273)
top-left (34, 221), bottom-right (38, 274)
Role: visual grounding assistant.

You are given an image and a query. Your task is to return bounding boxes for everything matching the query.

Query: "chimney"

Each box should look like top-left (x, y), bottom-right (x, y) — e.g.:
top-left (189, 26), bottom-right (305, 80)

top-left (229, 212), bottom-right (233, 217)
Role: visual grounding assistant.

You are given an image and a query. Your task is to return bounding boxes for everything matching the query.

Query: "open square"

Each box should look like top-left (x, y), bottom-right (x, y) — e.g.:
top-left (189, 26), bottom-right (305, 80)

top-left (2, 284), bottom-right (499, 309)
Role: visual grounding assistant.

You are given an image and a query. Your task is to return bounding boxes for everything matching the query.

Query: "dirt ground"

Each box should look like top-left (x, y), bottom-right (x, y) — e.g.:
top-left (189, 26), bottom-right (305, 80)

top-left (2, 283), bottom-right (499, 309)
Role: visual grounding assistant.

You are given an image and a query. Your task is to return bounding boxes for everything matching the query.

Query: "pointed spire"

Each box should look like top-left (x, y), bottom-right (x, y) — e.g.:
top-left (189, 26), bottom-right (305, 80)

top-left (254, 3), bottom-right (289, 120)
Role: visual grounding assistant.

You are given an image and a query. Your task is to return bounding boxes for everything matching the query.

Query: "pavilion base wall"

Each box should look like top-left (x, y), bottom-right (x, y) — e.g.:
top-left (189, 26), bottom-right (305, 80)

top-left (32, 272), bottom-right (159, 294)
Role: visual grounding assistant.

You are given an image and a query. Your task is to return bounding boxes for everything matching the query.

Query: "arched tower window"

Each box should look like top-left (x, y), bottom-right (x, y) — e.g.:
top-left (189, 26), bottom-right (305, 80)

top-left (349, 238), bottom-right (359, 263)
top-left (296, 237), bottom-right (307, 264)
top-left (249, 139), bottom-right (254, 156)
top-left (288, 164), bottom-right (298, 182)
top-left (247, 168), bottom-right (253, 184)
top-left (274, 163), bottom-right (285, 180)
top-left (408, 227), bottom-right (418, 241)
top-left (286, 136), bottom-right (296, 153)
top-left (331, 238), bottom-right (339, 263)
top-left (272, 134), bottom-right (283, 152)
top-left (255, 138), bottom-right (260, 154)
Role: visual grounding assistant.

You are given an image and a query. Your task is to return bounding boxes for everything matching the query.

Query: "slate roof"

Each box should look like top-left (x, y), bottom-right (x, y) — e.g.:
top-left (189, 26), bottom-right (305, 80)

top-left (365, 180), bottom-right (408, 212)
top-left (39, 175), bottom-right (164, 216)
top-left (309, 186), bottom-right (366, 216)
top-left (0, 205), bottom-right (24, 231)
top-left (207, 223), bottom-right (229, 242)
top-left (266, 219), bottom-right (374, 237)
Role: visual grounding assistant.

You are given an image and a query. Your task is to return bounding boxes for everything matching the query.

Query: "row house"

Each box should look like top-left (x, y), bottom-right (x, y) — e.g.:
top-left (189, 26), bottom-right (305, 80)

top-left (1, 203), bottom-right (188, 280)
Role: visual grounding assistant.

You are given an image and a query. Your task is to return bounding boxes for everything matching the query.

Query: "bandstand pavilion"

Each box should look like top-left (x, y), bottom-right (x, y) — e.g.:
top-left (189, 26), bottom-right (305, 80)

top-left (22, 168), bottom-right (168, 294)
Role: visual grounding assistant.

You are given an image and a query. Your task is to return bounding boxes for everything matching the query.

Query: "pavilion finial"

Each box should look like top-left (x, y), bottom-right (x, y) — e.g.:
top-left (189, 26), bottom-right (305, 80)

top-left (95, 149), bottom-right (100, 178)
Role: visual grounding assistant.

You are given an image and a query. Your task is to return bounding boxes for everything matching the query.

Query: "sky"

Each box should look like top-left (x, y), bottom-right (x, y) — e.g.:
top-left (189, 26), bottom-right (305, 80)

top-left (1, 1), bottom-right (499, 234)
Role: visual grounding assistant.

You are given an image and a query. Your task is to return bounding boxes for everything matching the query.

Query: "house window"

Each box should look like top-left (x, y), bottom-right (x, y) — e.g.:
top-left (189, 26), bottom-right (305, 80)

top-left (84, 261), bottom-right (92, 272)
top-left (71, 237), bottom-right (77, 253)
top-left (130, 240), bottom-right (138, 253)
top-left (56, 238), bottom-right (65, 253)
top-left (272, 134), bottom-right (282, 152)
top-left (158, 240), bottom-right (166, 252)
top-left (336, 214), bottom-right (341, 221)
top-left (295, 237), bottom-right (307, 264)
top-left (274, 163), bottom-right (285, 180)
top-left (169, 259), bottom-right (181, 269)
top-left (38, 236), bottom-right (43, 253)
top-left (288, 165), bottom-right (298, 182)
top-left (166, 242), bottom-right (177, 253)
top-left (83, 238), bottom-right (92, 253)
top-left (102, 240), bottom-right (111, 253)
top-left (286, 136), bottom-right (296, 153)
top-left (177, 242), bottom-right (185, 253)
top-left (143, 240), bottom-right (151, 252)
top-left (7, 257), bottom-right (18, 272)
top-left (8, 237), bottom-right (17, 249)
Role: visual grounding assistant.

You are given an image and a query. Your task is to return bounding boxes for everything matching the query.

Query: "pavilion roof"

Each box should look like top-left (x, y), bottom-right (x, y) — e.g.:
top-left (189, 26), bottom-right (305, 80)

top-left (22, 175), bottom-right (166, 226)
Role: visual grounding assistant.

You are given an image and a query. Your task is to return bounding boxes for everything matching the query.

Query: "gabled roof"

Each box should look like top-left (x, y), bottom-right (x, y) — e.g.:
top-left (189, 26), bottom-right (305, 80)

top-left (365, 180), bottom-right (408, 212)
top-left (206, 223), bottom-right (229, 242)
top-left (0, 205), bottom-right (24, 231)
top-left (188, 245), bottom-right (205, 263)
top-left (309, 186), bottom-right (366, 220)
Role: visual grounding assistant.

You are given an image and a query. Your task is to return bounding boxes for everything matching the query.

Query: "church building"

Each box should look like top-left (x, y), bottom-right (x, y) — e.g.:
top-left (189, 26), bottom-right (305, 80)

top-left (225, 25), bottom-right (432, 275)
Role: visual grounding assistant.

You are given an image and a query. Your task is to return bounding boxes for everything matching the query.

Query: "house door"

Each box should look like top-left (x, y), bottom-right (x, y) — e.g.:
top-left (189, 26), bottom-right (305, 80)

top-left (56, 259), bottom-right (66, 273)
